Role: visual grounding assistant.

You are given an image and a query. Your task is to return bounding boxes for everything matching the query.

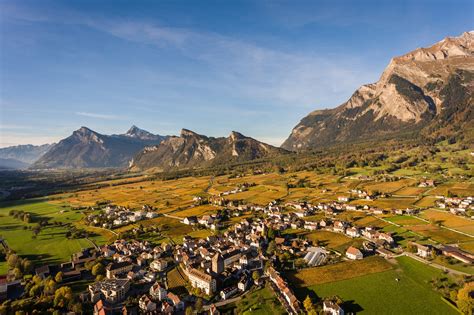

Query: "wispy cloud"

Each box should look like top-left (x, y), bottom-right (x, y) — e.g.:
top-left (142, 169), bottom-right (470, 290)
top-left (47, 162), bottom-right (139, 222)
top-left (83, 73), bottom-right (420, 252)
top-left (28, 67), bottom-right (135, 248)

top-left (75, 112), bottom-right (123, 120)
top-left (3, 3), bottom-right (379, 109)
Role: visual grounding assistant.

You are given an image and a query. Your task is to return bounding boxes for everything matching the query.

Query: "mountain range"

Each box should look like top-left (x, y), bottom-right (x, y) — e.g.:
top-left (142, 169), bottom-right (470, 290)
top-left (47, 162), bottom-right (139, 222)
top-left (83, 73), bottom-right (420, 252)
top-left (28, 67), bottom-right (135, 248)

top-left (130, 129), bottom-right (288, 171)
top-left (32, 126), bottom-right (166, 169)
top-left (282, 31), bottom-right (474, 150)
top-left (2, 31), bottom-right (472, 171)
top-left (0, 144), bottom-right (54, 169)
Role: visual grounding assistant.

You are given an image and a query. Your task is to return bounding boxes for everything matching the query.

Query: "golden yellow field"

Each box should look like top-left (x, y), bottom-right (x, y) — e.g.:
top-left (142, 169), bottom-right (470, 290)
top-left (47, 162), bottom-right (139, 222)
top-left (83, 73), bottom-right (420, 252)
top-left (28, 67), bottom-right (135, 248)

top-left (421, 209), bottom-right (474, 235)
top-left (285, 256), bottom-right (393, 286)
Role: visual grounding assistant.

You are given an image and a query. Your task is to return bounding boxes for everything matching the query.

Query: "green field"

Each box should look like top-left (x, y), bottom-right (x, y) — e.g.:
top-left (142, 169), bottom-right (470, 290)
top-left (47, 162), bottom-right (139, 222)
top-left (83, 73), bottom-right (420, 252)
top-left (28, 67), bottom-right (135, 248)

top-left (0, 199), bottom-right (101, 272)
top-left (226, 285), bottom-right (286, 315)
top-left (297, 256), bottom-right (458, 314)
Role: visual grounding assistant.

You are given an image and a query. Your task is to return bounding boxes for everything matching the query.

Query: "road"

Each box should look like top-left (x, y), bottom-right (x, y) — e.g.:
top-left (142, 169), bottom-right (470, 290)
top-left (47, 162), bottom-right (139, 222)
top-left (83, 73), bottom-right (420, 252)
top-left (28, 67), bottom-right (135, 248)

top-left (403, 252), bottom-right (472, 276)
top-left (163, 213), bottom-right (183, 221)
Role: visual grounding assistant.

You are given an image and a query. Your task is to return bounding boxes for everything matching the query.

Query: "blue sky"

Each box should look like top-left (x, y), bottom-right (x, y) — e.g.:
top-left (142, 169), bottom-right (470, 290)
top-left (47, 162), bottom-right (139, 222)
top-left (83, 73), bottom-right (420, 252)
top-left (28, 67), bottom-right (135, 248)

top-left (0, 0), bottom-right (472, 147)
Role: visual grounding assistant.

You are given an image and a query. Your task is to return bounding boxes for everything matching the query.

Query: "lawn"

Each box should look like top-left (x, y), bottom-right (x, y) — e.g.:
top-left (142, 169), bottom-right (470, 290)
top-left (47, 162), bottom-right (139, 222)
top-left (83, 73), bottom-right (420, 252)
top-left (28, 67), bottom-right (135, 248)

top-left (285, 256), bottom-right (393, 287)
top-left (297, 256), bottom-right (458, 314)
top-left (0, 199), bottom-right (100, 270)
top-left (232, 284), bottom-right (286, 315)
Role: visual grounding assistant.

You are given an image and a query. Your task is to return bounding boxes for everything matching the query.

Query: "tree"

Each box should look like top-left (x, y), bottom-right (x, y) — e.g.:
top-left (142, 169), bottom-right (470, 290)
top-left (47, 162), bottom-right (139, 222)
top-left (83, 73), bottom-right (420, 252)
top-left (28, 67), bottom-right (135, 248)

top-left (7, 254), bottom-right (19, 269)
top-left (252, 271), bottom-right (260, 282)
top-left (294, 258), bottom-right (307, 269)
top-left (457, 282), bottom-right (474, 315)
top-left (13, 267), bottom-right (22, 280)
top-left (195, 297), bottom-right (203, 313)
top-left (185, 306), bottom-right (194, 315)
top-left (44, 279), bottom-right (57, 295)
top-left (303, 296), bottom-right (317, 315)
top-left (91, 263), bottom-right (105, 276)
top-left (55, 271), bottom-right (63, 283)
top-left (266, 241), bottom-right (276, 256)
top-left (29, 284), bottom-right (42, 297)
top-left (21, 259), bottom-right (33, 274)
top-left (54, 286), bottom-right (73, 309)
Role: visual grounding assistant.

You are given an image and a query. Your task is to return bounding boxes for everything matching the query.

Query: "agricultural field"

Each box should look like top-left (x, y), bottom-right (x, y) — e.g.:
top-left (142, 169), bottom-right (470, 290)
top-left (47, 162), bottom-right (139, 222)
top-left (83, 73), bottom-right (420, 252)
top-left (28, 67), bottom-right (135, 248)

top-left (304, 230), bottom-right (362, 253)
top-left (385, 215), bottom-right (428, 226)
top-left (360, 178), bottom-right (417, 194)
top-left (421, 209), bottom-right (474, 235)
top-left (166, 266), bottom-right (188, 295)
top-left (285, 256), bottom-right (393, 287)
top-left (297, 256), bottom-right (458, 314)
top-left (0, 199), bottom-right (103, 271)
top-left (393, 186), bottom-right (427, 196)
top-left (429, 182), bottom-right (474, 197)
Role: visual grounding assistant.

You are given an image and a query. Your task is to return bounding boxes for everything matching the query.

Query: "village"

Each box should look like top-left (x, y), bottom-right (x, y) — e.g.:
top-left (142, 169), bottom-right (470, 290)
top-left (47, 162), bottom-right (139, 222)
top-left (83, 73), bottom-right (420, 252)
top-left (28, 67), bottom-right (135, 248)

top-left (2, 183), bottom-right (472, 315)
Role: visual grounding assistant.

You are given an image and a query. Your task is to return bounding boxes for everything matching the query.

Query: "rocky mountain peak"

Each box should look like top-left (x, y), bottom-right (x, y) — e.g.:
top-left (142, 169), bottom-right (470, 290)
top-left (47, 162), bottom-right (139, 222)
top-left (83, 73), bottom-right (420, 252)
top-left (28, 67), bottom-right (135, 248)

top-left (180, 129), bottom-right (201, 138)
top-left (396, 30), bottom-right (473, 62)
top-left (282, 31), bottom-right (474, 151)
top-left (124, 125), bottom-right (157, 140)
top-left (229, 131), bottom-right (245, 141)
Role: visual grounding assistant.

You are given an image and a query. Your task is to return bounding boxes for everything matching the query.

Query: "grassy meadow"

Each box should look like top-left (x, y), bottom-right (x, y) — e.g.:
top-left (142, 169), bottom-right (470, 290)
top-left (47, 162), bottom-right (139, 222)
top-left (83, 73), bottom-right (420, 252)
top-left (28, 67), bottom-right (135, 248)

top-left (297, 256), bottom-right (458, 314)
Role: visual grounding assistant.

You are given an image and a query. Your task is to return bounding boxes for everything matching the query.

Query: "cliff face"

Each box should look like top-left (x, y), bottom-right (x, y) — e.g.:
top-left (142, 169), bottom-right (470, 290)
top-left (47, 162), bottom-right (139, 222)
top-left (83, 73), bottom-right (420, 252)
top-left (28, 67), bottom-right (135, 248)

top-left (130, 129), bottom-right (288, 171)
top-left (282, 31), bottom-right (474, 151)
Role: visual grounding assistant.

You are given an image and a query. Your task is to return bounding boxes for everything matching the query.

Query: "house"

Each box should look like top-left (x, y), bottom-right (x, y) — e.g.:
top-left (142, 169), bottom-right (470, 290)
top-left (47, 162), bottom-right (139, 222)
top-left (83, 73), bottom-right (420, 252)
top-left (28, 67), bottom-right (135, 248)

top-left (346, 247), bottom-right (363, 260)
top-left (220, 286), bottom-right (238, 300)
top-left (149, 282), bottom-right (167, 300)
top-left (346, 227), bottom-right (360, 238)
top-left (150, 259), bottom-right (168, 272)
top-left (89, 279), bottom-right (130, 304)
top-left (338, 196), bottom-right (349, 202)
top-left (323, 300), bottom-right (345, 315)
top-left (139, 295), bottom-right (157, 313)
top-left (378, 233), bottom-right (394, 246)
top-left (238, 275), bottom-right (251, 291)
top-left (183, 216), bottom-right (198, 225)
top-left (166, 292), bottom-right (184, 311)
top-left (185, 267), bottom-right (217, 295)
top-left (413, 243), bottom-right (432, 258)
top-left (304, 221), bottom-right (318, 231)
top-left (106, 261), bottom-right (133, 279)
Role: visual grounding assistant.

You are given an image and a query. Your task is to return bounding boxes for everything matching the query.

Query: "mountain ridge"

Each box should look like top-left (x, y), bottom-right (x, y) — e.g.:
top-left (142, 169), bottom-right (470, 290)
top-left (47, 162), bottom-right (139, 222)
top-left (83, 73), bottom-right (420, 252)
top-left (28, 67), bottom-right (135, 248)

top-left (130, 128), bottom-right (288, 171)
top-left (32, 126), bottom-right (167, 169)
top-left (281, 31), bottom-right (474, 151)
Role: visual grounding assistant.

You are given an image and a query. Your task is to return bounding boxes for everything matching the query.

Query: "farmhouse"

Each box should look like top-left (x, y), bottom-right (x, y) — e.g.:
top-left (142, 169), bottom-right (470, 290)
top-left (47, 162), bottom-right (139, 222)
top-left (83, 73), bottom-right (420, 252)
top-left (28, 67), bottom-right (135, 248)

top-left (183, 216), bottom-right (198, 225)
top-left (346, 247), bottom-right (363, 260)
top-left (412, 243), bottom-right (432, 258)
top-left (323, 300), bottom-right (345, 315)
